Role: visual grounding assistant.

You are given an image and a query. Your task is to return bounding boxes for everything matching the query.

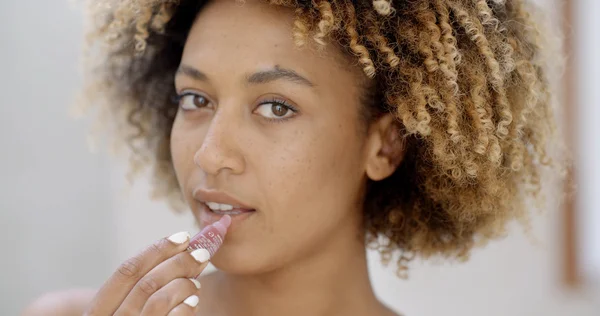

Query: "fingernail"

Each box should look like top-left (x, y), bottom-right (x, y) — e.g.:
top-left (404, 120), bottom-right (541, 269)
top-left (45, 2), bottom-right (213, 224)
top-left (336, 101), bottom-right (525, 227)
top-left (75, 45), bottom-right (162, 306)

top-left (189, 278), bottom-right (201, 289)
top-left (167, 231), bottom-right (191, 244)
top-left (190, 249), bottom-right (210, 263)
top-left (183, 295), bottom-right (199, 307)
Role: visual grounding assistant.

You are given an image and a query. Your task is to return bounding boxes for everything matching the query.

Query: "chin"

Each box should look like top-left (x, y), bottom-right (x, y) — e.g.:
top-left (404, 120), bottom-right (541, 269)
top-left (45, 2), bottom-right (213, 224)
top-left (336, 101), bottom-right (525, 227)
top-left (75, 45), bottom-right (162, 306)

top-left (210, 243), bottom-right (286, 275)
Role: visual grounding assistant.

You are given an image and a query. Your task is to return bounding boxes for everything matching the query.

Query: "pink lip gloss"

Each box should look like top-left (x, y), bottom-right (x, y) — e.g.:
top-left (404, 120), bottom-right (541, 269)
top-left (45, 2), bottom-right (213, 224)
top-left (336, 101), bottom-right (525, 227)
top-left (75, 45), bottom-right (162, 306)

top-left (187, 215), bottom-right (232, 258)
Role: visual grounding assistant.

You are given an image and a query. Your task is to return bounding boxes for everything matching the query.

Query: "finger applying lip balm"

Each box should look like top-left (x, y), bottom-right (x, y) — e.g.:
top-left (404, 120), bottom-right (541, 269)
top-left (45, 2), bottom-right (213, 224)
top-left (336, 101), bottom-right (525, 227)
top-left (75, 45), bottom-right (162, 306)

top-left (187, 215), bottom-right (232, 259)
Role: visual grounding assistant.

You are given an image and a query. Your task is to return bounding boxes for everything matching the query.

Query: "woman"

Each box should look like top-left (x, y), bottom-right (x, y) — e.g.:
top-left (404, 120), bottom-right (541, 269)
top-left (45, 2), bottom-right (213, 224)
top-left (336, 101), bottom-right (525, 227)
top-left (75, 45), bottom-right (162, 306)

top-left (24, 0), bottom-right (567, 315)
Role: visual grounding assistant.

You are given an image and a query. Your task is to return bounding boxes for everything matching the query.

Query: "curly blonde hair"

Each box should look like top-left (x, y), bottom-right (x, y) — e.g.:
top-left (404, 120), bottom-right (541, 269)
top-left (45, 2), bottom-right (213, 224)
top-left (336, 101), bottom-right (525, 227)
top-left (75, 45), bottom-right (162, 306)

top-left (78, 0), bottom-right (570, 276)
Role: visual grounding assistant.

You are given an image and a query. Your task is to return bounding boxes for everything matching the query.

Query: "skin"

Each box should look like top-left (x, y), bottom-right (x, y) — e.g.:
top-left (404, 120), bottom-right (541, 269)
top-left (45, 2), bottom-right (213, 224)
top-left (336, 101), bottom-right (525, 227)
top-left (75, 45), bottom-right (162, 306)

top-left (173, 0), bottom-right (386, 275)
top-left (22, 1), bottom-right (402, 315)
top-left (172, 1), bottom-right (400, 315)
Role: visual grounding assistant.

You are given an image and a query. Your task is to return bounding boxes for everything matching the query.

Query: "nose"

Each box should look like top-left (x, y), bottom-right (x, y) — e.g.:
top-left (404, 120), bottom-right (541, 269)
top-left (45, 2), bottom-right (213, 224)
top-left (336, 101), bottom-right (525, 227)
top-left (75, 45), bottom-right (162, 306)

top-left (194, 109), bottom-right (246, 176)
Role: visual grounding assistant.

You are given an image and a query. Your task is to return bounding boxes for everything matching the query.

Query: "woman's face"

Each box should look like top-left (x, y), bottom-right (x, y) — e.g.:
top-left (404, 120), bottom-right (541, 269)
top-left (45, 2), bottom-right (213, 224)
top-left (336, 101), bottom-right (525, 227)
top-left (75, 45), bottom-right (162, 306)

top-left (171, 0), bottom-right (375, 274)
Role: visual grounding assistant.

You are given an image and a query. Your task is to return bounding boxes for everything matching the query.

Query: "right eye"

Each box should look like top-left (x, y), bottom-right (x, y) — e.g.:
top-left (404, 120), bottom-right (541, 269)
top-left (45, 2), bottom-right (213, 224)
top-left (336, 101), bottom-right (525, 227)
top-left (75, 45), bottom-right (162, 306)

top-left (177, 93), bottom-right (211, 111)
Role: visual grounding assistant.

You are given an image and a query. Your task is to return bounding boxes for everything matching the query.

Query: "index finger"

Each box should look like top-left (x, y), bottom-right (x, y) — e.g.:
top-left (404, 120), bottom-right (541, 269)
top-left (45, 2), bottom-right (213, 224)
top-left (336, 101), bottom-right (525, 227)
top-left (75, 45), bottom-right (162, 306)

top-left (84, 231), bottom-right (191, 316)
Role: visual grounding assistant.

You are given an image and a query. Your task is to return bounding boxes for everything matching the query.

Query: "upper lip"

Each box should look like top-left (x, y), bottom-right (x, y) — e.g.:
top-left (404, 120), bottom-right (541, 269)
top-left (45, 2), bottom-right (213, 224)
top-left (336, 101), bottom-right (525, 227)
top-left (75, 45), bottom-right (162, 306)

top-left (192, 188), bottom-right (254, 210)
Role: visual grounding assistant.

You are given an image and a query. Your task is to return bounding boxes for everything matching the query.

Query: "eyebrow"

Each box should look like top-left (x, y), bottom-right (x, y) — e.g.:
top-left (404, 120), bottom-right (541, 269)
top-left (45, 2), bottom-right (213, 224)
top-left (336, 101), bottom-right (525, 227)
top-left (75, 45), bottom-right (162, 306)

top-left (176, 65), bottom-right (208, 81)
top-left (246, 65), bottom-right (315, 87)
top-left (176, 64), bottom-right (315, 87)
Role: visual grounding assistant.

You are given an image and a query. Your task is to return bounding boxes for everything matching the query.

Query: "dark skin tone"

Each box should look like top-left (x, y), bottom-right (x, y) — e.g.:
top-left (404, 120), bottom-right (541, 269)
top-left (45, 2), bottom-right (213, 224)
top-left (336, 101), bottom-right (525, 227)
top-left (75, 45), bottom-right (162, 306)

top-left (23, 1), bottom-right (403, 315)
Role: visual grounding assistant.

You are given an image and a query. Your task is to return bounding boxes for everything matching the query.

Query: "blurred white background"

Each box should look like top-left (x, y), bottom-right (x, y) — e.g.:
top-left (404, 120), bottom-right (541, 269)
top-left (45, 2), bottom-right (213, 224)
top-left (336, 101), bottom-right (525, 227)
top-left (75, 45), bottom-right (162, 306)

top-left (576, 0), bottom-right (600, 289)
top-left (1, 0), bottom-right (598, 315)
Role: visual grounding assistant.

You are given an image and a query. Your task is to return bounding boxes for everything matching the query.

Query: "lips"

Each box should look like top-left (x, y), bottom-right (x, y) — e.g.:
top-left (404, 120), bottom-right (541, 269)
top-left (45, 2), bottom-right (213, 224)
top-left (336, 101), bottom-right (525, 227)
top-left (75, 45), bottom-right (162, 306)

top-left (205, 202), bottom-right (253, 215)
top-left (193, 189), bottom-right (256, 227)
top-left (192, 188), bottom-right (255, 215)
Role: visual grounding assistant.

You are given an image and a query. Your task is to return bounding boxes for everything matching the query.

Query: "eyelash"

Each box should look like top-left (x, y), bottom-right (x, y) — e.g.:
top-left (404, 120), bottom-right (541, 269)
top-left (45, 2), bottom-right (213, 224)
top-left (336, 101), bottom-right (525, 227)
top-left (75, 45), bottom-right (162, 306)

top-left (171, 92), bottom-right (208, 108)
top-left (172, 92), bottom-right (299, 122)
top-left (259, 97), bottom-right (299, 123)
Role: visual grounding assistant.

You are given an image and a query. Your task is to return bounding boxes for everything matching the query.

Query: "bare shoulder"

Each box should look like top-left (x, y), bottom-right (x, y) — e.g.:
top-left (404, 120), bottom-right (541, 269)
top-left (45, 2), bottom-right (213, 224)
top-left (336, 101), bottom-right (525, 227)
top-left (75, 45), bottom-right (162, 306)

top-left (21, 288), bottom-right (97, 316)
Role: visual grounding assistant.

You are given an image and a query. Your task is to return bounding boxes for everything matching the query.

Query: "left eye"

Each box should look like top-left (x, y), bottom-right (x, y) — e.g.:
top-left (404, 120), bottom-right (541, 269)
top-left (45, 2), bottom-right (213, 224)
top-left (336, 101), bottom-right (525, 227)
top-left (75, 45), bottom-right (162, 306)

top-left (254, 102), bottom-right (296, 120)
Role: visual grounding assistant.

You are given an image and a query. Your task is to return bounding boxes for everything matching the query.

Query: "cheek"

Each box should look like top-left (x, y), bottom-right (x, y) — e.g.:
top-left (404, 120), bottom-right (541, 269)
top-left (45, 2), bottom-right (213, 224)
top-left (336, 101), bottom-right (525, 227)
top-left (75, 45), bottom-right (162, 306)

top-left (255, 125), bottom-right (366, 233)
top-left (170, 118), bottom-right (200, 186)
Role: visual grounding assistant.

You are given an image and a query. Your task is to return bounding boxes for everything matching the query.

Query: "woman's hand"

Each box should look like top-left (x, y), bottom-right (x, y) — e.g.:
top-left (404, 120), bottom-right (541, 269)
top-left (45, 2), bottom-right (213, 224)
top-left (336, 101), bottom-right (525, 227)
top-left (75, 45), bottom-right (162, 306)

top-left (83, 231), bottom-right (210, 316)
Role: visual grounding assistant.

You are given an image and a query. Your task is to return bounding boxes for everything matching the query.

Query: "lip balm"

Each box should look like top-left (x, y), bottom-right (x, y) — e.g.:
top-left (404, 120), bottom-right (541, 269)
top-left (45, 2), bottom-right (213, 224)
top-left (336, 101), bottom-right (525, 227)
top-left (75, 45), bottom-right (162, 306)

top-left (187, 215), bottom-right (232, 258)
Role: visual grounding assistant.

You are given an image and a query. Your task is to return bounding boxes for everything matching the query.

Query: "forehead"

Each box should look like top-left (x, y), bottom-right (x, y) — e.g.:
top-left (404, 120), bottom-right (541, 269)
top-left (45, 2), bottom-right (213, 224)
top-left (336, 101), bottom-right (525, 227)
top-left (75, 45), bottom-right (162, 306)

top-left (180, 0), bottom-right (364, 87)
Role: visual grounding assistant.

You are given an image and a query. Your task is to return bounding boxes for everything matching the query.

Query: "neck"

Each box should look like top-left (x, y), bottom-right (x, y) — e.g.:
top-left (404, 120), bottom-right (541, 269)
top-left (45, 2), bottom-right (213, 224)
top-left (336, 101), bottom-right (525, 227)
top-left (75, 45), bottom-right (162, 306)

top-left (213, 225), bottom-right (380, 316)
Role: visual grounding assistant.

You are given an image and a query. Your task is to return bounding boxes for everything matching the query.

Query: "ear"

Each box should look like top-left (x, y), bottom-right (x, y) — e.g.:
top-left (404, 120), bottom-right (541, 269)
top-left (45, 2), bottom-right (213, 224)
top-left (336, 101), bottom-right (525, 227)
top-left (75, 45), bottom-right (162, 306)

top-left (364, 114), bottom-right (406, 181)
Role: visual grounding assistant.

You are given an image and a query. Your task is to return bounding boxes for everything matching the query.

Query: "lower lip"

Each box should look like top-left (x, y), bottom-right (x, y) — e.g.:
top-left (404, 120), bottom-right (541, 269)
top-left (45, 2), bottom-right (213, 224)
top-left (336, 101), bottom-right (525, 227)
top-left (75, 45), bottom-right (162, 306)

top-left (197, 203), bottom-right (255, 227)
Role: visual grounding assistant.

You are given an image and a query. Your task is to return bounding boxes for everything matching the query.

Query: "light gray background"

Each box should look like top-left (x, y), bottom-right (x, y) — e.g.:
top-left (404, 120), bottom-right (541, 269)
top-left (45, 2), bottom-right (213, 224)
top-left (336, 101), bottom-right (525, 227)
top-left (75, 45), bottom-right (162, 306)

top-left (1, 1), bottom-right (598, 315)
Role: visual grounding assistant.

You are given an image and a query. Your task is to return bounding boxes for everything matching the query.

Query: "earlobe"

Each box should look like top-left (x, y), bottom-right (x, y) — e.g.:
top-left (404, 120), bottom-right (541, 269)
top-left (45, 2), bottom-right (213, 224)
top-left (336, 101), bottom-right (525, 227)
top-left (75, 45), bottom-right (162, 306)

top-left (365, 114), bottom-right (405, 181)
